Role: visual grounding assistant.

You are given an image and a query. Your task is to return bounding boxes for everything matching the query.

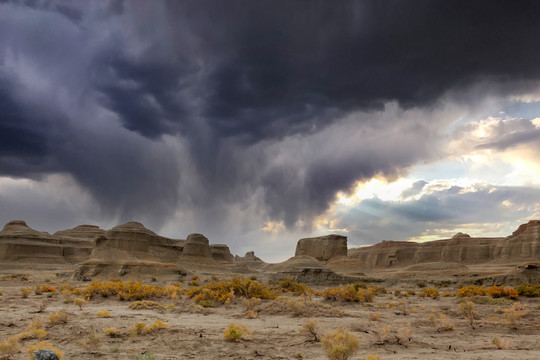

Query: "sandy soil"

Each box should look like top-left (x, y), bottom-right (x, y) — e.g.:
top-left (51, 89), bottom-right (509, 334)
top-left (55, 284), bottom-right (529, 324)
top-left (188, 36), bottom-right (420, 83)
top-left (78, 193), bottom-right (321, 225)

top-left (1, 274), bottom-right (539, 360)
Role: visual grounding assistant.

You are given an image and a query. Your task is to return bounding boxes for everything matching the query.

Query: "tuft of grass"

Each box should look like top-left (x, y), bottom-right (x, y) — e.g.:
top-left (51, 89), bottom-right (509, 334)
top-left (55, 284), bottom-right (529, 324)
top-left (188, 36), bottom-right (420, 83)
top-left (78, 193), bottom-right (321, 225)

top-left (73, 297), bottom-right (86, 310)
top-left (492, 337), bottom-right (510, 350)
top-left (459, 301), bottom-right (479, 329)
top-left (21, 288), bottom-right (32, 298)
top-left (321, 328), bottom-right (360, 360)
top-left (0, 336), bottom-right (20, 359)
top-left (504, 302), bottom-right (525, 330)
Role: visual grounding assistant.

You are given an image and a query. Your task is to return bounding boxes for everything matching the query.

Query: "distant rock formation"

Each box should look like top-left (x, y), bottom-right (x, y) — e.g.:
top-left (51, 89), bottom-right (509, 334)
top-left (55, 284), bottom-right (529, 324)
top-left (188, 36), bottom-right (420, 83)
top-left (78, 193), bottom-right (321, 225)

top-left (183, 233), bottom-right (211, 257)
top-left (88, 222), bottom-right (183, 263)
top-left (235, 251), bottom-right (266, 269)
top-left (295, 234), bottom-right (348, 261)
top-left (0, 220), bottom-right (95, 262)
top-left (210, 244), bottom-right (234, 263)
top-left (349, 220), bottom-right (540, 268)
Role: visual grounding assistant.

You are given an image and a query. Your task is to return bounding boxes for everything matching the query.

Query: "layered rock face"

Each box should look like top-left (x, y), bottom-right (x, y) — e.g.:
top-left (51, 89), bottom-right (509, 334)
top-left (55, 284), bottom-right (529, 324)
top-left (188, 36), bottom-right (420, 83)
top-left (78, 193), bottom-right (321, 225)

top-left (88, 222), bottom-right (183, 263)
top-left (210, 244), bottom-right (234, 262)
top-left (183, 233), bottom-right (211, 257)
top-left (349, 220), bottom-right (540, 268)
top-left (0, 220), bottom-right (99, 262)
top-left (54, 225), bottom-right (106, 239)
top-left (295, 234), bottom-right (348, 261)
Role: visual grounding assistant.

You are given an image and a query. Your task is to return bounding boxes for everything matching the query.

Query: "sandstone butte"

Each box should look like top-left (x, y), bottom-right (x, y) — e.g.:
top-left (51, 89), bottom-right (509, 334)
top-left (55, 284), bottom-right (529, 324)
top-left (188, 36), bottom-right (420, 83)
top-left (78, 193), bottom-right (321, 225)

top-left (0, 219), bottom-right (539, 283)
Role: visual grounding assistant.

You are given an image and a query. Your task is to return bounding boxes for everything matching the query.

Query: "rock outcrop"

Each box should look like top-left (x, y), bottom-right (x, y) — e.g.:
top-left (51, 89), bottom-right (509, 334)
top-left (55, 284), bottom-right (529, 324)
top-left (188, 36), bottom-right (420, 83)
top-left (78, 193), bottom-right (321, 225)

top-left (88, 222), bottom-right (183, 263)
top-left (54, 225), bottom-right (106, 239)
top-left (183, 233), bottom-right (211, 257)
top-left (295, 234), bottom-right (348, 261)
top-left (0, 220), bottom-right (95, 262)
top-left (210, 244), bottom-right (234, 263)
top-left (349, 221), bottom-right (540, 268)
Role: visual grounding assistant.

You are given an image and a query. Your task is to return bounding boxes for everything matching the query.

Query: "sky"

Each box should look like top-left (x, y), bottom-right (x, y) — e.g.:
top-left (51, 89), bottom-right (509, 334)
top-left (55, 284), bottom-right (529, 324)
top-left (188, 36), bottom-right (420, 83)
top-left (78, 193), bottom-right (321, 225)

top-left (1, 0), bottom-right (540, 262)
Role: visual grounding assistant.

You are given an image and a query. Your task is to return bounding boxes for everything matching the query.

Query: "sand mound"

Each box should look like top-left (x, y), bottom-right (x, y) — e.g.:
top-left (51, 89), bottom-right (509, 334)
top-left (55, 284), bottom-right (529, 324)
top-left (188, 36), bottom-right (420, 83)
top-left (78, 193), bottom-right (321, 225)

top-left (264, 255), bottom-right (324, 272)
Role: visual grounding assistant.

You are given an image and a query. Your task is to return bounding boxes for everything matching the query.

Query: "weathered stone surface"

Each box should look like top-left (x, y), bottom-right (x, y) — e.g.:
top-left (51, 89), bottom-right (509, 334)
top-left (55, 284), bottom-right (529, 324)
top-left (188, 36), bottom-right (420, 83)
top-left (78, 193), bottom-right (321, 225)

top-left (183, 233), bottom-right (211, 257)
top-left (234, 251), bottom-right (266, 269)
top-left (210, 244), bottom-right (234, 262)
top-left (0, 220), bottom-right (64, 261)
top-left (33, 349), bottom-right (59, 360)
top-left (88, 222), bottom-right (183, 263)
top-left (295, 234), bottom-right (348, 261)
top-left (54, 224), bottom-right (106, 239)
top-left (349, 220), bottom-right (540, 268)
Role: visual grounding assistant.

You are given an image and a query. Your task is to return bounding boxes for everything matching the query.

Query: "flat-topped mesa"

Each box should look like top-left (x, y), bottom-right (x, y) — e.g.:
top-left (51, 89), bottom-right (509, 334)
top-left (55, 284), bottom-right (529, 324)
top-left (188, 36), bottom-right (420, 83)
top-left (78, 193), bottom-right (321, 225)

top-left (0, 220), bottom-right (64, 262)
top-left (88, 222), bottom-right (183, 263)
top-left (183, 233), bottom-right (211, 257)
top-left (295, 234), bottom-right (348, 261)
top-left (350, 221), bottom-right (540, 268)
top-left (210, 244), bottom-right (234, 263)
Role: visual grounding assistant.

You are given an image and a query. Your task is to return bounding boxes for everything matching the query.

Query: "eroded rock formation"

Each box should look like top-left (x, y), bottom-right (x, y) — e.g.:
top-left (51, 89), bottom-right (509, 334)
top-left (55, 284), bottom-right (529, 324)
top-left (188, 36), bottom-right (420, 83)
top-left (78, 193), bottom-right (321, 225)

top-left (183, 233), bottom-right (211, 257)
top-left (349, 220), bottom-right (540, 268)
top-left (295, 234), bottom-right (348, 261)
top-left (210, 244), bottom-right (234, 263)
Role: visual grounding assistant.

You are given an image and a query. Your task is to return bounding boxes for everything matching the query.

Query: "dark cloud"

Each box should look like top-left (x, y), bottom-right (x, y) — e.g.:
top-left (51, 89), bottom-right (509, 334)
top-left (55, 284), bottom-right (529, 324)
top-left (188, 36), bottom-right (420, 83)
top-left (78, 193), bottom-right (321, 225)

top-left (341, 183), bottom-right (540, 245)
top-left (1, 0), bottom-right (540, 239)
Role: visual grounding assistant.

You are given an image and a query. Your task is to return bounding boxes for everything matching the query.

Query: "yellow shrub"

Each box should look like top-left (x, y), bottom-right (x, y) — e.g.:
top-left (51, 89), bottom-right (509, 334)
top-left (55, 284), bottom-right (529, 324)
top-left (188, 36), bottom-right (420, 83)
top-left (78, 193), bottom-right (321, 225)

top-left (0, 336), bottom-right (20, 359)
top-left (26, 341), bottom-right (63, 360)
top-left (48, 312), bottom-right (69, 325)
top-left (128, 300), bottom-right (165, 310)
top-left (419, 288), bottom-right (439, 299)
top-left (73, 297), bottom-right (86, 310)
top-left (72, 280), bottom-right (165, 301)
top-left (504, 302), bottom-right (524, 329)
top-left (457, 285), bottom-right (486, 297)
top-left (322, 285), bottom-right (374, 303)
top-left (321, 328), bottom-right (360, 360)
top-left (186, 276), bottom-right (277, 304)
top-left (487, 285), bottom-right (518, 299)
top-left (21, 288), bottom-right (32, 298)
top-left (459, 301), bottom-right (479, 329)
top-left (17, 328), bottom-right (47, 341)
top-left (279, 276), bottom-right (314, 296)
top-left (104, 328), bottom-right (122, 338)
top-left (516, 283), bottom-right (540, 297)
top-left (97, 310), bottom-right (111, 318)
top-left (223, 323), bottom-right (252, 342)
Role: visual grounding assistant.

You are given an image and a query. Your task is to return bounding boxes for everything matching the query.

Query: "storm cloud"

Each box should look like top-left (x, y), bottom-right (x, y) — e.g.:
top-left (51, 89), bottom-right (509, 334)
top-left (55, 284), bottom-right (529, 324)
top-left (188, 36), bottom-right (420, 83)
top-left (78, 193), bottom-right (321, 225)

top-left (1, 0), bottom-right (540, 249)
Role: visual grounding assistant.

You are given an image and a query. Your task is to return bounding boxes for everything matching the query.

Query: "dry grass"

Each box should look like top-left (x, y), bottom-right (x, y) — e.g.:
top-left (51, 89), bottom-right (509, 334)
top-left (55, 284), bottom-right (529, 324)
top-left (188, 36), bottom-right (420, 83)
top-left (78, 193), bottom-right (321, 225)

top-left (321, 328), bottom-right (360, 360)
top-left (223, 323), bottom-right (252, 342)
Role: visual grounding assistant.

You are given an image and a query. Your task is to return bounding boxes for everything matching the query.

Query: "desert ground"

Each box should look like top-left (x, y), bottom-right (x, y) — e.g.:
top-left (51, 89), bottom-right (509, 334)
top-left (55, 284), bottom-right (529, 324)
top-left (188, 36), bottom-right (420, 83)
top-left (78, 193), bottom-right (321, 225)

top-left (1, 267), bottom-right (539, 360)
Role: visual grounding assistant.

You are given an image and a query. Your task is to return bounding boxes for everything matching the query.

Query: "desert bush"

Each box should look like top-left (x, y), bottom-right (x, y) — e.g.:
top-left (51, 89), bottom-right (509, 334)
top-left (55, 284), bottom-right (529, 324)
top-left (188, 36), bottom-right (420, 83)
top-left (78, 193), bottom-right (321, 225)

top-left (300, 318), bottom-right (321, 342)
top-left (0, 336), bottom-right (20, 358)
top-left (416, 281), bottom-right (426, 288)
top-left (279, 276), bottom-right (314, 296)
top-left (129, 320), bottom-right (168, 337)
top-left (396, 323), bottom-right (413, 345)
top-left (104, 328), bottom-right (123, 338)
top-left (26, 341), bottom-right (63, 360)
top-left (223, 323), bottom-right (252, 342)
top-left (369, 312), bottom-right (381, 321)
top-left (97, 310), bottom-right (111, 318)
top-left (504, 302), bottom-right (525, 329)
top-left (164, 283), bottom-right (184, 301)
top-left (37, 299), bottom-right (48, 313)
top-left (186, 276), bottom-right (277, 304)
top-left (373, 323), bottom-right (392, 344)
top-left (128, 300), bottom-right (165, 310)
top-left (487, 285), bottom-right (518, 299)
top-left (515, 283), bottom-right (540, 297)
top-left (321, 328), bottom-right (360, 360)
top-left (73, 297), bottom-right (86, 310)
top-left (458, 301), bottom-right (479, 329)
top-left (73, 280), bottom-right (166, 301)
top-left (429, 313), bottom-right (454, 331)
top-left (457, 285), bottom-right (486, 297)
top-left (17, 328), bottom-right (47, 341)
top-left (21, 288), bottom-right (32, 298)
top-left (28, 318), bottom-right (45, 331)
top-left (419, 288), bottom-right (439, 299)
top-left (322, 285), bottom-right (374, 303)
top-left (48, 312), bottom-right (69, 325)
top-left (364, 354), bottom-right (381, 360)
top-left (492, 337), bottom-right (510, 349)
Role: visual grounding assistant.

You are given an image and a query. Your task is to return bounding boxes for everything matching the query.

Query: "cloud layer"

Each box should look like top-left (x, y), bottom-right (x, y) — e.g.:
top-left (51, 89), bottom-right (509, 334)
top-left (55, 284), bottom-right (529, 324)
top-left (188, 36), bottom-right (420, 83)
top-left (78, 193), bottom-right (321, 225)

top-left (1, 1), bottom-right (540, 257)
